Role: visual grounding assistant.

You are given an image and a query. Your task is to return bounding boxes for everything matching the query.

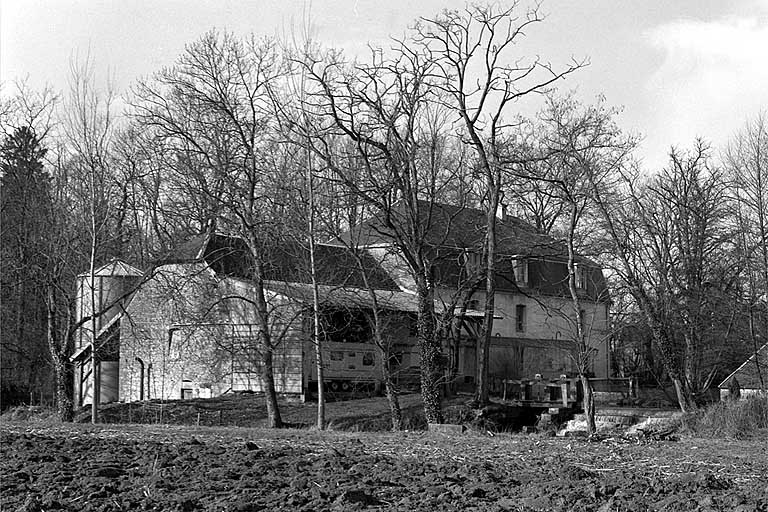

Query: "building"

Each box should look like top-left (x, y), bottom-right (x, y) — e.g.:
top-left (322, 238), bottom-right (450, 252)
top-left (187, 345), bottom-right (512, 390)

top-left (72, 202), bottom-right (611, 405)
top-left (336, 201), bottom-right (612, 386)
top-left (718, 342), bottom-right (768, 400)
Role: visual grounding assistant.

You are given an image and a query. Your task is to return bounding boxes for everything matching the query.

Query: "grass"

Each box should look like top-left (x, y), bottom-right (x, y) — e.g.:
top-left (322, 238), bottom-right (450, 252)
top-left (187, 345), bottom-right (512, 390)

top-left (681, 395), bottom-right (768, 439)
top-left (62, 392), bottom-right (431, 431)
top-left (2, 393), bottom-right (544, 433)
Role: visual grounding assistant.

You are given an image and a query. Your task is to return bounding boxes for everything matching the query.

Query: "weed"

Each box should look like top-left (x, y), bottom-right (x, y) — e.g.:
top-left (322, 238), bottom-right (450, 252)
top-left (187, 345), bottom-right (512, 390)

top-left (0, 405), bottom-right (60, 423)
top-left (681, 395), bottom-right (768, 439)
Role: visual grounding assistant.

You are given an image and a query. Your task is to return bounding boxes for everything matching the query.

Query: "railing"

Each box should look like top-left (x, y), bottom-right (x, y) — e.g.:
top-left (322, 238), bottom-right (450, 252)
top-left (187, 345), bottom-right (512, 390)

top-left (490, 376), bottom-right (638, 407)
top-left (590, 377), bottom-right (636, 396)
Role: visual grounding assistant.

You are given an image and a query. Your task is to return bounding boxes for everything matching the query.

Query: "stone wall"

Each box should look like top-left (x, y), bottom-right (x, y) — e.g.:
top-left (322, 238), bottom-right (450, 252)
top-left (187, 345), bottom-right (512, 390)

top-left (118, 264), bottom-right (306, 402)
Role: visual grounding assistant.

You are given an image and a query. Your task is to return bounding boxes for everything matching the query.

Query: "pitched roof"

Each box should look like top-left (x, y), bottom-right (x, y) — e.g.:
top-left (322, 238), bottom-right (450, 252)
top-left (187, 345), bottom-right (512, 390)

top-left (337, 201), bottom-right (608, 300)
top-left (165, 232), bottom-right (401, 291)
top-left (719, 342), bottom-right (768, 390)
top-left (337, 201), bottom-right (568, 258)
top-left (77, 259), bottom-right (143, 278)
top-left (255, 280), bottom-right (491, 317)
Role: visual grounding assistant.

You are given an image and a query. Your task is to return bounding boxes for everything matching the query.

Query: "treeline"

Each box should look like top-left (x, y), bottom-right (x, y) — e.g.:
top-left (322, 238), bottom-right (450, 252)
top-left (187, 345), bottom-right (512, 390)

top-left (1, 4), bottom-right (766, 425)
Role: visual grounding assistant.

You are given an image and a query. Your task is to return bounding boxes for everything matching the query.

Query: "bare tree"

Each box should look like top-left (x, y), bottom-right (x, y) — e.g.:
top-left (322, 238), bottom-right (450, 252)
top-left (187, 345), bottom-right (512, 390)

top-left (588, 141), bottom-right (739, 411)
top-left (725, 113), bottom-right (768, 391)
top-left (414, 3), bottom-right (585, 405)
top-left (61, 54), bottom-right (121, 423)
top-left (530, 94), bottom-right (635, 433)
top-left (129, 31), bottom-right (303, 427)
top-left (299, 42), bottom-right (470, 423)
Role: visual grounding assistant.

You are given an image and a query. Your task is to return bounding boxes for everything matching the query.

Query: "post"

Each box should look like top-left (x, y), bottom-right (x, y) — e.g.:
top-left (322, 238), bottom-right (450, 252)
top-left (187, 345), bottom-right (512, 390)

top-left (561, 381), bottom-right (569, 407)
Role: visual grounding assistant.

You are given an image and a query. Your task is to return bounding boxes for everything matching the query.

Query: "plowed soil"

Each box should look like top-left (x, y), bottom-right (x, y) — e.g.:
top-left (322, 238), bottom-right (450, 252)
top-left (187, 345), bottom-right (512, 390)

top-left (2, 423), bottom-right (767, 511)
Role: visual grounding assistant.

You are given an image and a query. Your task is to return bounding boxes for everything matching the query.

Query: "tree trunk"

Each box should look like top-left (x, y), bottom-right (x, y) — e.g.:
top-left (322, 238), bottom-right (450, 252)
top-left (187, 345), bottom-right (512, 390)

top-left (580, 374), bottom-right (596, 435)
top-left (565, 201), bottom-right (597, 432)
top-left (380, 346), bottom-right (403, 431)
top-left (259, 341), bottom-right (283, 428)
top-left (47, 284), bottom-right (73, 422)
top-left (307, 158), bottom-right (325, 430)
top-left (416, 279), bottom-right (443, 424)
top-left (476, 183), bottom-right (500, 405)
top-left (249, 256), bottom-right (283, 429)
top-left (672, 377), bottom-right (695, 413)
top-left (54, 357), bottom-right (74, 422)
top-left (385, 380), bottom-right (403, 431)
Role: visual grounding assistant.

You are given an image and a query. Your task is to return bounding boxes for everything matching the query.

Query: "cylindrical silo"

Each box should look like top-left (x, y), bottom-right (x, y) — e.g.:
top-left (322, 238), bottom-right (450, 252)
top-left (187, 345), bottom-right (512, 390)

top-left (76, 259), bottom-right (142, 405)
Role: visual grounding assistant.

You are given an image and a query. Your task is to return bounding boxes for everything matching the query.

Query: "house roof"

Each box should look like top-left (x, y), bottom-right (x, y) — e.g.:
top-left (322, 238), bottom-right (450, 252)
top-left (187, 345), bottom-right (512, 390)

top-left (77, 259), bottom-right (143, 278)
top-left (164, 232), bottom-right (401, 291)
top-left (261, 280), bottom-right (493, 317)
top-left (336, 201), bottom-right (608, 301)
top-left (719, 342), bottom-right (768, 390)
top-left (264, 281), bottom-right (419, 312)
top-left (336, 201), bottom-right (569, 258)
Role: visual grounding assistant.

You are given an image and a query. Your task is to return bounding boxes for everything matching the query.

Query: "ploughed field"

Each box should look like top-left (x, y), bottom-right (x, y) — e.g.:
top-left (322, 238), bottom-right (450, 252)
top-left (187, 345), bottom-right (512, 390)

top-left (2, 422), bottom-right (767, 512)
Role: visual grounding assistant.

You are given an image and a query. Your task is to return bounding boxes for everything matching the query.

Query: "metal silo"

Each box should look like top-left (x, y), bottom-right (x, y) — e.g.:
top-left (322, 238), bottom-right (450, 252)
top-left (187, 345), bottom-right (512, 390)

top-left (75, 259), bottom-right (142, 405)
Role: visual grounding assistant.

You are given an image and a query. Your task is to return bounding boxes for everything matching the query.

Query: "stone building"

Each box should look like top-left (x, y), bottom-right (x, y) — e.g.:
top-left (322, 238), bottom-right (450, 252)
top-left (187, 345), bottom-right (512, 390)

top-left (72, 202), bottom-right (611, 405)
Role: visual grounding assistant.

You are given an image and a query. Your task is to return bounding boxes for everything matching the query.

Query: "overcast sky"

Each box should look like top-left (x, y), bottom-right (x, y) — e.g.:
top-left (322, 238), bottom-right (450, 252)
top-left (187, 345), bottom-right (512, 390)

top-left (2, 0), bottom-right (767, 171)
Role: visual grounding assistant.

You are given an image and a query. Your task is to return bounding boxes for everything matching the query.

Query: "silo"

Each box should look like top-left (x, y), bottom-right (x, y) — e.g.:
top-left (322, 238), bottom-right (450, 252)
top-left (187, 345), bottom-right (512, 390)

top-left (76, 259), bottom-right (142, 405)
top-left (76, 260), bottom-right (143, 347)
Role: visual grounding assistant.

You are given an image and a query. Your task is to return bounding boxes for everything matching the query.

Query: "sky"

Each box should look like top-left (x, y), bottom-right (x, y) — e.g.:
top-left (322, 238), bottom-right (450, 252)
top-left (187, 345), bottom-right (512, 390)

top-left (2, 0), bottom-right (767, 172)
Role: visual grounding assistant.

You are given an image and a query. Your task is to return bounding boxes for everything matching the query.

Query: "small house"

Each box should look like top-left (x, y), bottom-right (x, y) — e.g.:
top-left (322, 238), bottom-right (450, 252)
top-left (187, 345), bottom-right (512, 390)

top-left (718, 342), bottom-right (768, 400)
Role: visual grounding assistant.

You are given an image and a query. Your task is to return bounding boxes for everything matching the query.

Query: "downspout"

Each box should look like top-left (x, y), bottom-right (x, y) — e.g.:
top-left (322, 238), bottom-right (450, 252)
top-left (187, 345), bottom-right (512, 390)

top-left (135, 357), bottom-right (145, 401)
top-left (164, 327), bottom-right (180, 403)
top-left (146, 363), bottom-right (152, 400)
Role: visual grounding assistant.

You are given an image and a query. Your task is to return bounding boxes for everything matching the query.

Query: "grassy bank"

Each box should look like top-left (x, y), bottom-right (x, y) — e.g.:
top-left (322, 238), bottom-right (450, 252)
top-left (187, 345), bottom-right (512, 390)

top-left (682, 395), bottom-right (768, 439)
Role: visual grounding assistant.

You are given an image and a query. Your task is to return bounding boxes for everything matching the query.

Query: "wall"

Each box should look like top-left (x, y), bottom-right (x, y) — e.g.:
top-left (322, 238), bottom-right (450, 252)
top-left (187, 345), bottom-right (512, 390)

top-left (437, 287), bottom-right (611, 380)
top-left (118, 265), bottom-right (311, 402)
top-left (118, 263), bottom-right (219, 402)
top-left (223, 279), bottom-right (305, 395)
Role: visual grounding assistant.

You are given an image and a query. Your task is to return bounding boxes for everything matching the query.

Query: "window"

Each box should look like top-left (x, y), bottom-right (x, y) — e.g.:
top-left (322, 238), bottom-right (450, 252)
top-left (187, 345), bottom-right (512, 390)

top-left (575, 264), bottom-right (587, 290)
top-left (181, 380), bottom-right (194, 400)
top-left (463, 251), bottom-right (482, 273)
top-left (362, 352), bottom-right (375, 366)
top-left (579, 309), bottom-right (587, 335)
top-left (516, 304), bottom-right (526, 333)
top-left (513, 258), bottom-right (528, 286)
top-left (227, 325), bottom-right (261, 374)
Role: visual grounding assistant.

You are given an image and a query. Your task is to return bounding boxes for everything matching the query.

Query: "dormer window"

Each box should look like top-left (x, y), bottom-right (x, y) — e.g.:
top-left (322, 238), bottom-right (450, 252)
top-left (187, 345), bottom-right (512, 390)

top-left (513, 257), bottom-right (528, 287)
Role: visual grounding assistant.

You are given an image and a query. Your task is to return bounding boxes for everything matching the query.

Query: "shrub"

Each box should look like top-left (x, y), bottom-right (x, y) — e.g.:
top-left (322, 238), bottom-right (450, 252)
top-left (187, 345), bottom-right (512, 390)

top-left (0, 405), bottom-right (60, 423)
top-left (681, 395), bottom-right (768, 439)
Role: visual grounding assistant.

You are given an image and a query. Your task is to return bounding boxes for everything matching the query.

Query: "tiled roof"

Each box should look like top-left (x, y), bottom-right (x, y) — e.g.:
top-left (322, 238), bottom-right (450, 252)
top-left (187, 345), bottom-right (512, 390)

top-left (166, 232), bottom-right (401, 291)
top-left (336, 201), bottom-right (608, 300)
top-left (337, 201), bottom-right (567, 258)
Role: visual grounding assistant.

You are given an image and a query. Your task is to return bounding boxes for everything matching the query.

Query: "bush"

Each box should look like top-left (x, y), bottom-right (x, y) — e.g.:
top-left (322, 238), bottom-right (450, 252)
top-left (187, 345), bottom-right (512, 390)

top-left (681, 395), bottom-right (768, 439)
top-left (0, 405), bottom-right (60, 423)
